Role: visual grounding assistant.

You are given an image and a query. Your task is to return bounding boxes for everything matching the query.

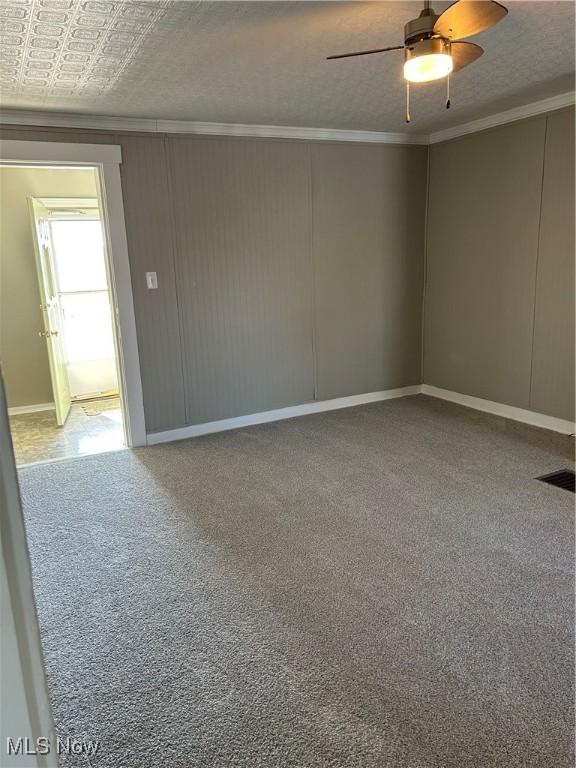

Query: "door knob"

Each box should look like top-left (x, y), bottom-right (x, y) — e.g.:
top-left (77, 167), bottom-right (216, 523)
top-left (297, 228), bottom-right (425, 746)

top-left (38, 330), bottom-right (58, 337)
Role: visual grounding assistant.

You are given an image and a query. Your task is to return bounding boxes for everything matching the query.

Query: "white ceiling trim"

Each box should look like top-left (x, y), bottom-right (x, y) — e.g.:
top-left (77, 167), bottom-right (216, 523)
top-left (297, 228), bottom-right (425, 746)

top-left (0, 92), bottom-right (574, 146)
top-left (0, 109), bottom-right (428, 145)
top-left (429, 92), bottom-right (575, 144)
top-left (0, 110), bottom-right (158, 133)
top-left (154, 120), bottom-right (428, 144)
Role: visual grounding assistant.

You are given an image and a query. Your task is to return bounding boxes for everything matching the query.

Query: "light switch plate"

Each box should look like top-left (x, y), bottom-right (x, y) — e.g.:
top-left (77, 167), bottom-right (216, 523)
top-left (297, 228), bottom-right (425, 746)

top-left (146, 271), bottom-right (158, 290)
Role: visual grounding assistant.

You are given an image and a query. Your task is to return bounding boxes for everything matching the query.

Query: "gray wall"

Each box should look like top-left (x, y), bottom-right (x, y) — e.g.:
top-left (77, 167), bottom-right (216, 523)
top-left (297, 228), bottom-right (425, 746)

top-left (529, 109), bottom-right (575, 421)
top-left (0, 166), bottom-right (98, 409)
top-left (312, 143), bottom-right (426, 400)
top-left (0, 125), bottom-right (427, 432)
top-left (119, 135), bottom-right (187, 431)
top-left (4, 110), bottom-right (570, 431)
top-left (424, 107), bottom-right (575, 422)
top-left (167, 137), bottom-right (315, 425)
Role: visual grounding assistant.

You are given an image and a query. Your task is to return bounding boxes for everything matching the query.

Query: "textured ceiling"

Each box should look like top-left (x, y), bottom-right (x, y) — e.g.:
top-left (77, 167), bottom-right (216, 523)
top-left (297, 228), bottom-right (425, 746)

top-left (0, 0), bottom-right (574, 133)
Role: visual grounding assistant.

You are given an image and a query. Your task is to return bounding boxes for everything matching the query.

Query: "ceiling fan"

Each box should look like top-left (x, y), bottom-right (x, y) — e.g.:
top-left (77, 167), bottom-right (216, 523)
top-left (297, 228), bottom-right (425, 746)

top-left (327, 0), bottom-right (508, 122)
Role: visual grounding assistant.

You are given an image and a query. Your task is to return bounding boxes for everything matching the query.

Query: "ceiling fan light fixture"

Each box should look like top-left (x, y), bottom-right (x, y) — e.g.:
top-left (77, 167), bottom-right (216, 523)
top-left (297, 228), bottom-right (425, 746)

top-left (327, 0), bottom-right (508, 120)
top-left (403, 38), bottom-right (452, 82)
top-left (404, 52), bottom-right (453, 82)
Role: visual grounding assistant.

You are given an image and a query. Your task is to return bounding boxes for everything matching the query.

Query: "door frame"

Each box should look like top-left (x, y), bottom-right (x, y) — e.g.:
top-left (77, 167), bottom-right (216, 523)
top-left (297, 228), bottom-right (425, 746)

top-left (0, 140), bottom-right (146, 447)
top-left (0, 372), bottom-right (57, 767)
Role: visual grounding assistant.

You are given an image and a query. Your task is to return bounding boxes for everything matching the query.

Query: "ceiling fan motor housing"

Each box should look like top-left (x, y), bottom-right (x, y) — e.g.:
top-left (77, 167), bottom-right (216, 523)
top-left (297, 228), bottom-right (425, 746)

top-left (405, 37), bottom-right (450, 62)
top-left (404, 7), bottom-right (439, 45)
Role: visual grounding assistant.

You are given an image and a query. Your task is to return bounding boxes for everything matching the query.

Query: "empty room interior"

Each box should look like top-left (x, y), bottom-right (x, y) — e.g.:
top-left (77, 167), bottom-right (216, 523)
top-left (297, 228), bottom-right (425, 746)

top-left (0, 2), bottom-right (574, 767)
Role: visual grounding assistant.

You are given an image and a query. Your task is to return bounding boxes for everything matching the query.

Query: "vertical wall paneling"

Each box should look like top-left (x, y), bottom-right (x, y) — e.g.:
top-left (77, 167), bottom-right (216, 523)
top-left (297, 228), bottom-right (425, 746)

top-left (529, 108), bottom-right (575, 421)
top-left (424, 117), bottom-right (547, 408)
top-left (306, 147), bottom-right (319, 401)
top-left (118, 135), bottom-right (187, 432)
top-left (1, 125), bottom-right (429, 431)
top-left (311, 143), bottom-right (427, 400)
top-left (167, 137), bottom-right (315, 425)
top-left (6, 117), bottom-right (571, 428)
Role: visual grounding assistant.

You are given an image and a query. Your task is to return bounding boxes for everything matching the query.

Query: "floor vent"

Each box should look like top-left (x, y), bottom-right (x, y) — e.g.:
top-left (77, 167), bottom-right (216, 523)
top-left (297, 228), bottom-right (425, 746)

top-left (537, 469), bottom-right (575, 493)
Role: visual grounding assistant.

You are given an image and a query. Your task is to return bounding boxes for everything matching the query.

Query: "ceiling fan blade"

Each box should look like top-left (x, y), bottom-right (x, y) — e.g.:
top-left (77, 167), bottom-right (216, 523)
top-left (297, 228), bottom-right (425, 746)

top-left (450, 41), bottom-right (484, 71)
top-left (434, 0), bottom-right (508, 41)
top-left (327, 45), bottom-right (404, 60)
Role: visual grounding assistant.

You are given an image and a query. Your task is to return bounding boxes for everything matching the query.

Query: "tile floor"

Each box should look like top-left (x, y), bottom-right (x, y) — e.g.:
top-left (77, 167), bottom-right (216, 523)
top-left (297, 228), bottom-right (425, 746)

top-left (9, 396), bottom-right (125, 466)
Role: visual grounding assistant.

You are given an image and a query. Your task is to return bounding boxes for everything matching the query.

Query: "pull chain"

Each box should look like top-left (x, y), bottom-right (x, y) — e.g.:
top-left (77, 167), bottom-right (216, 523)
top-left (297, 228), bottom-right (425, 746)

top-left (405, 79), bottom-right (411, 123)
top-left (446, 72), bottom-right (451, 109)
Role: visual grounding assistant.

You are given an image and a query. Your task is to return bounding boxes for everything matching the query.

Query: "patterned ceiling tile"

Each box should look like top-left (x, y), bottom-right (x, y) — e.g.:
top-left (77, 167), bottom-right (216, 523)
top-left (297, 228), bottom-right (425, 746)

top-left (0, 0), bottom-right (171, 106)
top-left (0, 1), bottom-right (573, 131)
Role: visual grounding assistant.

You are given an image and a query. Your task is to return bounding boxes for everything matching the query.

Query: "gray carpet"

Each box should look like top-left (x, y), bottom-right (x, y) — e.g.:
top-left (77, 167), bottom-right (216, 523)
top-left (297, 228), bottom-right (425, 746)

top-left (19, 395), bottom-right (574, 767)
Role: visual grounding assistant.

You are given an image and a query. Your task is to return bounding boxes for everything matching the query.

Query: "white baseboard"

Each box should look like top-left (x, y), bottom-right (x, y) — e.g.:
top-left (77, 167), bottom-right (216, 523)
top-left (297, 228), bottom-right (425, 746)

top-left (146, 383), bottom-right (575, 446)
top-left (421, 385), bottom-right (575, 435)
top-left (146, 386), bottom-right (421, 445)
top-left (8, 402), bottom-right (55, 416)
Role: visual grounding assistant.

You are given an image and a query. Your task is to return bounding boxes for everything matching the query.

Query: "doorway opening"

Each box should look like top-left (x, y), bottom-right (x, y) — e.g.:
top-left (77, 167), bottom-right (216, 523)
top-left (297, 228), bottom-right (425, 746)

top-left (1, 140), bottom-right (146, 753)
top-left (1, 165), bottom-right (125, 465)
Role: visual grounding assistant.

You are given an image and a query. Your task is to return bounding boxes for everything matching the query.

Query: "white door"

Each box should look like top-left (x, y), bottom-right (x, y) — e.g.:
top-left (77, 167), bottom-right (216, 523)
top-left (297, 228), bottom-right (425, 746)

top-left (48, 216), bottom-right (119, 400)
top-left (29, 198), bottom-right (72, 426)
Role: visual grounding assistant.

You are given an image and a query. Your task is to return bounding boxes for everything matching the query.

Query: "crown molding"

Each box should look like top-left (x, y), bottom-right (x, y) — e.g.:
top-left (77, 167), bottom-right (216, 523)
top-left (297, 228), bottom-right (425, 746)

top-left (155, 119), bottom-right (429, 144)
top-left (0, 109), bottom-right (159, 133)
top-left (0, 109), bottom-right (158, 133)
top-left (0, 91), bottom-right (573, 146)
top-left (0, 109), bottom-right (428, 145)
top-left (429, 91), bottom-right (575, 144)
